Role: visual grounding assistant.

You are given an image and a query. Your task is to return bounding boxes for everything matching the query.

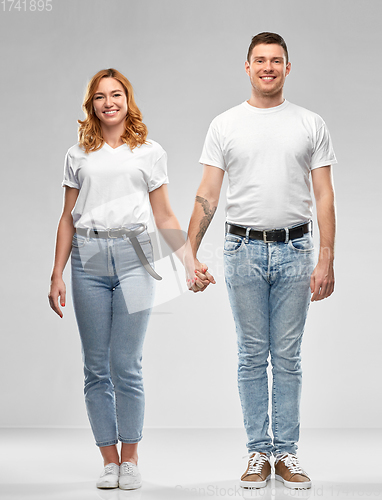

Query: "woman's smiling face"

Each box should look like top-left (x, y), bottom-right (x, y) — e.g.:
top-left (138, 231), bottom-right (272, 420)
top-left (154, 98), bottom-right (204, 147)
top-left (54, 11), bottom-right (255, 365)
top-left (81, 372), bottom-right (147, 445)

top-left (93, 77), bottom-right (128, 129)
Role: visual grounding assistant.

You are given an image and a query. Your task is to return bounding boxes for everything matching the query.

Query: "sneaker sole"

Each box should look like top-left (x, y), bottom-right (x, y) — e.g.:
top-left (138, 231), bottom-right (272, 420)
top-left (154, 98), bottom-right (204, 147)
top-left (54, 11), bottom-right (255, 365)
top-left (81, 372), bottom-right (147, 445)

top-left (96, 482), bottom-right (119, 489)
top-left (119, 481), bottom-right (142, 490)
top-left (275, 474), bottom-right (311, 489)
top-left (240, 474), bottom-right (271, 489)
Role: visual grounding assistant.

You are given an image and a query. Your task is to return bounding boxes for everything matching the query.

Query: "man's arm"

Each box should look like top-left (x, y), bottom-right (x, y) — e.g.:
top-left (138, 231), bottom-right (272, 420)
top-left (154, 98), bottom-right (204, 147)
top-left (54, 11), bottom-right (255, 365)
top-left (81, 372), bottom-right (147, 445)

top-left (310, 165), bottom-right (336, 301)
top-left (185, 165), bottom-right (225, 292)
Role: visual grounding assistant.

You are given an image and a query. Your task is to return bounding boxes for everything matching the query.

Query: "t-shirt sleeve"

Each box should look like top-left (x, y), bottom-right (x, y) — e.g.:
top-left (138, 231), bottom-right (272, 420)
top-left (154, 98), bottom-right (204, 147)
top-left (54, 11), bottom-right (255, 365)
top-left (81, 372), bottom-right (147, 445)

top-left (199, 120), bottom-right (226, 170)
top-left (148, 150), bottom-right (169, 192)
top-left (311, 122), bottom-right (337, 170)
top-left (62, 151), bottom-right (80, 189)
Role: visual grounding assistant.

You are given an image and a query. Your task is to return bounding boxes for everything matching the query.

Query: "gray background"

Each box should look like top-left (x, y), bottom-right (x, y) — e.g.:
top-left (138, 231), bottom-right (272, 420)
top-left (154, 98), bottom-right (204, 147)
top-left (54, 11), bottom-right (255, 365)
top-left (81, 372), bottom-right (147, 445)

top-left (1, 0), bottom-right (381, 431)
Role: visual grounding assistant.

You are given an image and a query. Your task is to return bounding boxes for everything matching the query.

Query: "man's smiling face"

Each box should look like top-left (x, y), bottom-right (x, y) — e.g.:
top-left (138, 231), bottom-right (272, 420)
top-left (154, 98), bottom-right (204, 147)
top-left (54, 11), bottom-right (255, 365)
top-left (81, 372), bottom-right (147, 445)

top-left (245, 43), bottom-right (291, 98)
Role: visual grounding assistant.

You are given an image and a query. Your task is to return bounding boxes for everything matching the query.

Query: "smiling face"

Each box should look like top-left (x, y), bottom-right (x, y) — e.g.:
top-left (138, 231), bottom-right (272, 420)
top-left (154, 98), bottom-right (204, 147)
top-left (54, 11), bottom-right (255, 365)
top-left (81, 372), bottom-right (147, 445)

top-left (93, 77), bottom-right (128, 130)
top-left (245, 43), bottom-right (291, 105)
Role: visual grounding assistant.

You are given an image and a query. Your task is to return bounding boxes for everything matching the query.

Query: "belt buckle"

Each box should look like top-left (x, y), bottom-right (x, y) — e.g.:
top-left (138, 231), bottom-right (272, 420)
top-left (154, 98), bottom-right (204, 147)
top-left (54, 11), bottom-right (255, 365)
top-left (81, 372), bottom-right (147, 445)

top-left (107, 227), bottom-right (122, 238)
top-left (263, 230), bottom-right (271, 243)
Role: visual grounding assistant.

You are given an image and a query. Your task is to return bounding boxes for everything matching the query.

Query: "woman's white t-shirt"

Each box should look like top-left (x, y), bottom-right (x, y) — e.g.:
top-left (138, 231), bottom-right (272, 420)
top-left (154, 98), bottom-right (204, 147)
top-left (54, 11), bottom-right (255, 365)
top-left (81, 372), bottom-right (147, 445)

top-left (62, 140), bottom-right (168, 230)
top-left (199, 100), bottom-right (337, 229)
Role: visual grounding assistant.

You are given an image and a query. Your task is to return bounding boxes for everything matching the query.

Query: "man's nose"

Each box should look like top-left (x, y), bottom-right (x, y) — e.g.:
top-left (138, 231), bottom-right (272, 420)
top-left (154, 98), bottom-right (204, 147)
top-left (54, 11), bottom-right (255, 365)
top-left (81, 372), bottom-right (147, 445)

top-left (264, 61), bottom-right (273, 72)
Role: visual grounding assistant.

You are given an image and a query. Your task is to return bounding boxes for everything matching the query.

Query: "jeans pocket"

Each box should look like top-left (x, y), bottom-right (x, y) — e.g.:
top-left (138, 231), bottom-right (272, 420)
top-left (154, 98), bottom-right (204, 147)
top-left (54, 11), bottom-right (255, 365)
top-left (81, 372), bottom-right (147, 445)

top-left (224, 235), bottom-right (244, 254)
top-left (288, 234), bottom-right (314, 252)
top-left (141, 239), bottom-right (154, 263)
top-left (72, 233), bottom-right (87, 248)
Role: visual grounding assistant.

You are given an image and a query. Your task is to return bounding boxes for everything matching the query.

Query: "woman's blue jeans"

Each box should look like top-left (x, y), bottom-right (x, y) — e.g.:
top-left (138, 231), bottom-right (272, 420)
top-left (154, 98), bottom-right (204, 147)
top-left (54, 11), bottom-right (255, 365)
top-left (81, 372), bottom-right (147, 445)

top-left (71, 230), bottom-right (155, 447)
top-left (224, 229), bottom-right (315, 456)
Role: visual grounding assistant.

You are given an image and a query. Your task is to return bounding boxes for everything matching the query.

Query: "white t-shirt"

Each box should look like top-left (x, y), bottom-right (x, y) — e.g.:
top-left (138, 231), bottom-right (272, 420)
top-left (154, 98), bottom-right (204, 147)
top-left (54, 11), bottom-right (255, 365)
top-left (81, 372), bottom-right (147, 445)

top-left (62, 140), bottom-right (168, 230)
top-left (199, 100), bottom-right (337, 229)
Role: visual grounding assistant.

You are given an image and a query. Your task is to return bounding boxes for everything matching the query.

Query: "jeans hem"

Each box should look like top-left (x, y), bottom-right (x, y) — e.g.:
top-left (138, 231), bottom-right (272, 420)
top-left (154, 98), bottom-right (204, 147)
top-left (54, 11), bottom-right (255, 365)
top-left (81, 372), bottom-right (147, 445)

top-left (247, 449), bottom-right (272, 457)
top-left (273, 448), bottom-right (298, 457)
top-left (96, 439), bottom-right (119, 448)
top-left (118, 434), bottom-right (143, 444)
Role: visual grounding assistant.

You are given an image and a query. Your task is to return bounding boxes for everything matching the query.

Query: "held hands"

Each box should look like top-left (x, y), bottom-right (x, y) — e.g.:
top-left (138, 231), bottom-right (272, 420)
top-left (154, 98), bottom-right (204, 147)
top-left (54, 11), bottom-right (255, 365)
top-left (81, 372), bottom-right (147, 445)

top-left (187, 259), bottom-right (216, 292)
top-left (48, 277), bottom-right (66, 318)
top-left (183, 240), bottom-right (216, 293)
top-left (183, 248), bottom-right (215, 292)
top-left (188, 259), bottom-right (216, 293)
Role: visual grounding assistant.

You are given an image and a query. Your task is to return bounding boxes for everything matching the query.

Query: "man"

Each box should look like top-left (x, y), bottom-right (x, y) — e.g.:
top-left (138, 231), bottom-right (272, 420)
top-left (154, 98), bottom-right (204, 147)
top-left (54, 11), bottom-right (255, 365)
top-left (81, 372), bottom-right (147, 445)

top-left (186, 32), bottom-right (336, 489)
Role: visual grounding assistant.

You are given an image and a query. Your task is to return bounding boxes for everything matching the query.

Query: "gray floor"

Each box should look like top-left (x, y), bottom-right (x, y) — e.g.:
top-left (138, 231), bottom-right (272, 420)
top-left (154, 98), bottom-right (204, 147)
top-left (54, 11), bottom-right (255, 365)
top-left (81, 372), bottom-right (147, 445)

top-left (0, 428), bottom-right (381, 499)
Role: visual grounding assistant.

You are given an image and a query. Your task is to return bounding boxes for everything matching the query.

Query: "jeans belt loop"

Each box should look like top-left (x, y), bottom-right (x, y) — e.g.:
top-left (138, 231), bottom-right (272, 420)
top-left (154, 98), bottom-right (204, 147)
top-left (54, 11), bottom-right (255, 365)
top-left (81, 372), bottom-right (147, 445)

top-left (284, 227), bottom-right (289, 243)
top-left (245, 226), bottom-right (251, 244)
top-left (86, 228), bottom-right (91, 242)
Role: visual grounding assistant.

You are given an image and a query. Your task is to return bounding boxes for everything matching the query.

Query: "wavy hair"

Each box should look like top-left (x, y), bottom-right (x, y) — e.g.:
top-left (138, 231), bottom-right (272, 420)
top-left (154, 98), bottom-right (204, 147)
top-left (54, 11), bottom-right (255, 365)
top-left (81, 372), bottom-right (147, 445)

top-left (78, 68), bottom-right (148, 153)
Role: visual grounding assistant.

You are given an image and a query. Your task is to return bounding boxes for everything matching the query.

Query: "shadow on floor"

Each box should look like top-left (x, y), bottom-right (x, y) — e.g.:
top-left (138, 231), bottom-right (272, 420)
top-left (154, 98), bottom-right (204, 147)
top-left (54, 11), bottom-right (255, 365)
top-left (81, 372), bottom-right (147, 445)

top-left (1, 479), bottom-right (382, 500)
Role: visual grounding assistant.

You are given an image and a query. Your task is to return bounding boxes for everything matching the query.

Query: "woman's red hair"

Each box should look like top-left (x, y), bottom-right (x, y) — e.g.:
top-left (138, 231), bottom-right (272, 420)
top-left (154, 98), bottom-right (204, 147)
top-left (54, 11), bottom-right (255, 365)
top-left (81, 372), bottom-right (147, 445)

top-left (78, 68), bottom-right (148, 153)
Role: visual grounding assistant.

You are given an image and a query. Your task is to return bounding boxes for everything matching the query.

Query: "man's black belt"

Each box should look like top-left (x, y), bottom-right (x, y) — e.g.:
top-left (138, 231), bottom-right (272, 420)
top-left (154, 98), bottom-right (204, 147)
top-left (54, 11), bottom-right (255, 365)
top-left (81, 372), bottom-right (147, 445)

top-left (75, 225), bottom-right (162, 280)
top-left (225, 221), bottom-right (311, 243)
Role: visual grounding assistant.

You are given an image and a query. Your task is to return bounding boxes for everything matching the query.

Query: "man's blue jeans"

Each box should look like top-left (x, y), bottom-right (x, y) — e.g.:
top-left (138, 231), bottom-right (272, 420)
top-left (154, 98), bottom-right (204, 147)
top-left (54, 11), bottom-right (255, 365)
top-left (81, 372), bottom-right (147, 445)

top-left (70, 230), bottom-right (155, 447)
top-left (224, 228), bottom-right (315, 456)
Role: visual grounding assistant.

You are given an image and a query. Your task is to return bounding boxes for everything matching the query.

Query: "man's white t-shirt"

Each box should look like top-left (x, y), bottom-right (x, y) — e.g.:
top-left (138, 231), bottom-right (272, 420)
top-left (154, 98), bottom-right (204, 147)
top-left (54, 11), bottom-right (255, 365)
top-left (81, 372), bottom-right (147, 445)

top-left (199, 100), bottom-right (337, 230)
top-left (62, 140), bottom-right (168, 230)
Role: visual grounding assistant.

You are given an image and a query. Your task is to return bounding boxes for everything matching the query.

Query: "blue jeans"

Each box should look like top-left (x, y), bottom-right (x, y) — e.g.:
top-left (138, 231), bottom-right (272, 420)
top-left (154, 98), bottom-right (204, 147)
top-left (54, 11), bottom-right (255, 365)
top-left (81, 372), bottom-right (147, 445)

top-left (223, 228), bottom-right (315, 456)
top-left (70, 230), bottom-right (155, 447)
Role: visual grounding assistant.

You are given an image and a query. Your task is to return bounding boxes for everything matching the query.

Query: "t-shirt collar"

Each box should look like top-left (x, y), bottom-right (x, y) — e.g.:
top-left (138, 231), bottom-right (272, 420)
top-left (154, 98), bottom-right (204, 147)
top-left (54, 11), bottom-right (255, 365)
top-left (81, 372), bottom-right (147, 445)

top-left (243, 99), bottom-right (289, 114)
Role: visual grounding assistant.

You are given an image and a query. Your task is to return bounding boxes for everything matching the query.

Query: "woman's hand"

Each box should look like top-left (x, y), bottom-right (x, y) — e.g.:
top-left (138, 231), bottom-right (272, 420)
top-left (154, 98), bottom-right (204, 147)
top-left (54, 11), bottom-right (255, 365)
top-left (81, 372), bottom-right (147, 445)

top-left (192, 260), bottom-right (216, 293)
top-left (49, 186), bottom-right (78, 318)
top-left (184, 253), bottom-right (216, 293)
top-left (48, 276), bottom-right (66, 318)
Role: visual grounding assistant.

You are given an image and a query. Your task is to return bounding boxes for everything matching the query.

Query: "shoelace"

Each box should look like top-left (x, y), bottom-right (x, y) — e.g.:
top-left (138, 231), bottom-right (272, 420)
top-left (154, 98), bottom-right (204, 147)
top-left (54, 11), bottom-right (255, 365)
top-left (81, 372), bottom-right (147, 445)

top-left (102, 463), bottom-right (118, 476)
top-left (247, 452), bottom-right (269, 475)
top-left (278, 454), bottom-right (306, 475)
top-left (120, 462), bottom-right (135, 475)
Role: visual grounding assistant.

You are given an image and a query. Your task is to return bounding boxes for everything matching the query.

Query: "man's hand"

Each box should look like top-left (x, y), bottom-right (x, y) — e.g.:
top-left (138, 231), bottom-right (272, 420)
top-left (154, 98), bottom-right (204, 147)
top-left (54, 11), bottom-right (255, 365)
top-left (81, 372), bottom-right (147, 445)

top-left (183, 240), bottom-right (216, 293)
top-left (184, 165), bottom-right (224, 293)
top-left (310, 258), bottom-right (334, 301)
top-left (188, 260), bottom-right (216, 293)
top-left (311, 166), bottom-right (336, 302)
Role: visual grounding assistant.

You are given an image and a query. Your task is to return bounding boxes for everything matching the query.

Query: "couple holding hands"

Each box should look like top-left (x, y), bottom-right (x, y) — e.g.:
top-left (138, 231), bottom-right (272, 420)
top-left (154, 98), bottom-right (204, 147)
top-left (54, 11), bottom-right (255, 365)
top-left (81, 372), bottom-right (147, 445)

top-left (49, 32), bottom-right (336, 491)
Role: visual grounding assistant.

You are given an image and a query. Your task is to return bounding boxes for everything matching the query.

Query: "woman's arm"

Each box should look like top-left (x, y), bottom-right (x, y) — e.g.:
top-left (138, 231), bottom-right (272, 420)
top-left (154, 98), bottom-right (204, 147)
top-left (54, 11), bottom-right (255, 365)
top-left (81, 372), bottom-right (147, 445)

top-left (149, 184), bottom-right (214, 291)
top-left (48, 186), bottom-right (79, 318)
top-left (149, 184), bottom-right (185, 261)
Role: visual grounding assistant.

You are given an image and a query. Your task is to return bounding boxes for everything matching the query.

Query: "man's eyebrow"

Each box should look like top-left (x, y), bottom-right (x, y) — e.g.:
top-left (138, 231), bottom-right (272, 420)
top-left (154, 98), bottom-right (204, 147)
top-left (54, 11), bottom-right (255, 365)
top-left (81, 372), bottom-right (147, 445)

top-left (253, 56), bottom-right (285, 60)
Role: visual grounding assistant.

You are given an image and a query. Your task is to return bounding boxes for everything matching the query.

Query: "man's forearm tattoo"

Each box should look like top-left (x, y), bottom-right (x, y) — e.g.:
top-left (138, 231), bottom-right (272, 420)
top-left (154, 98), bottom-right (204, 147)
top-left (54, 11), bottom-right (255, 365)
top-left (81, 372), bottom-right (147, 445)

top-left (195, 196), bottom-right (217, 248)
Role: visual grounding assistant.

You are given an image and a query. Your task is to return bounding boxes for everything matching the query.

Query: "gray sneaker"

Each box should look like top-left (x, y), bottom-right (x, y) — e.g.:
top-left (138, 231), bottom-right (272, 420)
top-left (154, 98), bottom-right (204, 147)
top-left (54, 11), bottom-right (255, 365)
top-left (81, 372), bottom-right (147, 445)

top-left (96, 463), bottom-right (119, 489)
top-left (119, 461), bottom-right (142, 490)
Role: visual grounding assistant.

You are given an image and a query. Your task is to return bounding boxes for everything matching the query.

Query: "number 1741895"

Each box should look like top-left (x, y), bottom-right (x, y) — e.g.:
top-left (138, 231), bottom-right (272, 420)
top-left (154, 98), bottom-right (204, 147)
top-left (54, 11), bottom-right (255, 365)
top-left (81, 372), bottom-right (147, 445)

top-left (1, 0), bottom-right (52, 11)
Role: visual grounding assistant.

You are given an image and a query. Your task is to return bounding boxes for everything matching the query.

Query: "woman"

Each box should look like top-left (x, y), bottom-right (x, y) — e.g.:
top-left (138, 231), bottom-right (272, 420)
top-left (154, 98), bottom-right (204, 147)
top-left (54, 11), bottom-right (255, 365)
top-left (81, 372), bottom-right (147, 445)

top-left (48, 68), bottom-right (211, 490)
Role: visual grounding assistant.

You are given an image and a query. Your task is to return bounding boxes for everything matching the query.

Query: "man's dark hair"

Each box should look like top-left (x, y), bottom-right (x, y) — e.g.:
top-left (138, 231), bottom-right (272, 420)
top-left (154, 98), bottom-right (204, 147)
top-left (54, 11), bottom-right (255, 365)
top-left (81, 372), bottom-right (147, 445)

top-left (247, 32), bottom-right (289, 64)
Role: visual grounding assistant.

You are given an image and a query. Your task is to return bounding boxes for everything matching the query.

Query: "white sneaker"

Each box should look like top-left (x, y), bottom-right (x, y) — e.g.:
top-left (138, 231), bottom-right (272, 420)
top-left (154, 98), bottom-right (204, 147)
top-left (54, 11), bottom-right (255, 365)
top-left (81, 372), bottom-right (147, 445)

top-left (96, 463), bottom-right (119, 489)
top-left (119, 461), bottom-right (142, 490)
